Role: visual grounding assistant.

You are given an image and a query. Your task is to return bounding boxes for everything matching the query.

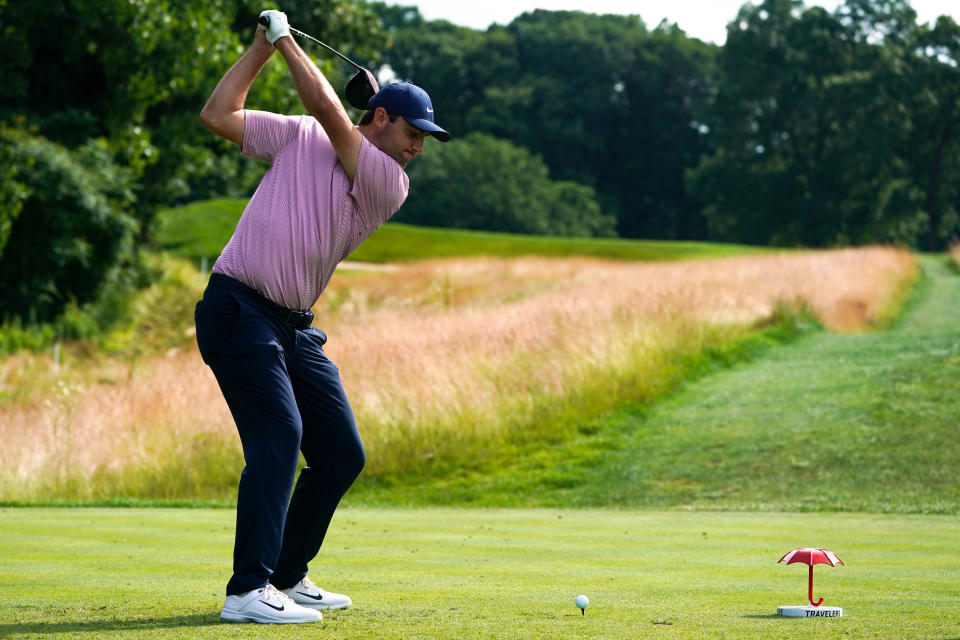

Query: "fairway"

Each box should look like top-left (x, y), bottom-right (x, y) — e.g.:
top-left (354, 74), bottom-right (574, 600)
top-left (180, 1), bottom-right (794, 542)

top-left (1, 508), bottom-right (958, 640)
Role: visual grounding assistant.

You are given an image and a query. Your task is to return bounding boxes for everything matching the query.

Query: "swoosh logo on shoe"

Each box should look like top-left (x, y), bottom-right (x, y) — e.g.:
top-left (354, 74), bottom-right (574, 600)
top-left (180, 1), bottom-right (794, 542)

top-left (260, 600), bottom-right (285, 611)
top-left (296, 591), bottom-right (323, 601)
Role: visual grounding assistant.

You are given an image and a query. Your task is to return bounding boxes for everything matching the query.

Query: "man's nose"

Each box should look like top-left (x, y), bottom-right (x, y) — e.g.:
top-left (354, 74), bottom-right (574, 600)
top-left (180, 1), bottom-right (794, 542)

top-left (412, 137), bottom-right (423, 154)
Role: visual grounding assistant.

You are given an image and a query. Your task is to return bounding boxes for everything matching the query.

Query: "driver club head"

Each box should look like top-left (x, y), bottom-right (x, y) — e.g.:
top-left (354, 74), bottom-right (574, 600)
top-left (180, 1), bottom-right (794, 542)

top-left (345, 68), bottom-right (380, 110)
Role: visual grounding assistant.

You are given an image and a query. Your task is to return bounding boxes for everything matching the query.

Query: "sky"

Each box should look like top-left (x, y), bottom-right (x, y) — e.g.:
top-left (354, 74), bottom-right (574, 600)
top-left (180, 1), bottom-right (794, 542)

top-left (392, 0), bottom-right (958, 44)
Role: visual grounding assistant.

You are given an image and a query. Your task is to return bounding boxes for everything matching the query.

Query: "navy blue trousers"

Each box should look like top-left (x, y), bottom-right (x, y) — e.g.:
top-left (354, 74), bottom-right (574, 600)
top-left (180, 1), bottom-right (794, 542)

top-left (195, 273), bottom-right (365, 596)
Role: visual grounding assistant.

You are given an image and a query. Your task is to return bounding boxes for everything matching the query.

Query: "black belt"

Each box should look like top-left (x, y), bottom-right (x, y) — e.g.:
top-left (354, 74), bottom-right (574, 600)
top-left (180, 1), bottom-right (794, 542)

top-left (209, 273), bottom-right (315, 330)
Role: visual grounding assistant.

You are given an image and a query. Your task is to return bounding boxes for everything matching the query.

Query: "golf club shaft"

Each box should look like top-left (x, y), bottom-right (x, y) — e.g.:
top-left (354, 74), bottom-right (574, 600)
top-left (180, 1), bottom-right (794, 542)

top-left (258, 16), bottom-right (364, 72)
top-left (289, 27), bottom-right (364, 72)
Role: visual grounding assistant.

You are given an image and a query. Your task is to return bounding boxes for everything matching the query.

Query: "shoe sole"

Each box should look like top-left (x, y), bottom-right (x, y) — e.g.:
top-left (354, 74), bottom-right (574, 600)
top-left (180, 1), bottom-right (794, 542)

top-left (220, 608), bottom-right (322, 624)
top-left (283, 591), bottom-right (352, 610)
top-left (299, 601), bottom-right (351, 611)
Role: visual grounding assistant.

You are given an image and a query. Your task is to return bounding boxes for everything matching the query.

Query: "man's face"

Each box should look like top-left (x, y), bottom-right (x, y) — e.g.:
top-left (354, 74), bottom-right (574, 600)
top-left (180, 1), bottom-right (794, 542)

top-left (370, 114), bottom-right (429, 168)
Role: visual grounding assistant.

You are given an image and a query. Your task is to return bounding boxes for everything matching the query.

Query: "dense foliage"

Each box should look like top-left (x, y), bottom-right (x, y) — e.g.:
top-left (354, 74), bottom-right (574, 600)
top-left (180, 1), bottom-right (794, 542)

top-left (0, 0), bottom-right (958, 329)
top-left (688, 0), bottom-right (960, 249)
top-left (371, 0), bottom-right (959, 250)
top-left (0, 0), bottom-right (383, 325)
top-left (401, 133), bottom-right (617, 236)
top-left (372, 6), bottom-right (716, 240)
top-left (0, 129), bottom-right (137, 323)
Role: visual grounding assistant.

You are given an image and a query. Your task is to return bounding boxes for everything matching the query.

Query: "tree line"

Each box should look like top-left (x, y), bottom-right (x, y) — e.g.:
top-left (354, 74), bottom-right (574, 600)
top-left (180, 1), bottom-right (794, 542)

top-left (374, 0), bottom-right (960, 249)
top-left (1, 0), bottom-right (958, 325)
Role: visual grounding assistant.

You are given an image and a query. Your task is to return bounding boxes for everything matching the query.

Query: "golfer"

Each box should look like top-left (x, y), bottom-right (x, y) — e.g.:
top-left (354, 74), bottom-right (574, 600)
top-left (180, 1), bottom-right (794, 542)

top-left (195, 10), bottom-right (449, 624)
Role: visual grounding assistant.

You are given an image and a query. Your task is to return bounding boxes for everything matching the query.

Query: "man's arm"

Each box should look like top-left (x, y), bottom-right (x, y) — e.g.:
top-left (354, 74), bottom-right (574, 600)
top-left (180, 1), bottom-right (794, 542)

top-left (273, 36), bottom-right (363, 180)
top-left (199, 29), bottom-right (275, 146)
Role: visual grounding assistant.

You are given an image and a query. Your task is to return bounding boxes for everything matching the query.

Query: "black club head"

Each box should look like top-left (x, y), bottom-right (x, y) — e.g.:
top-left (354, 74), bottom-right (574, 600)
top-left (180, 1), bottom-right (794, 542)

top-left (345, 69), bottom-right (379, 110)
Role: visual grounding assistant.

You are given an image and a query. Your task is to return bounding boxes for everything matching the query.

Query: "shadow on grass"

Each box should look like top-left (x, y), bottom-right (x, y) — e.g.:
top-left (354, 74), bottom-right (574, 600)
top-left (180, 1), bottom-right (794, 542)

top-left (0, 612), bottom-right (222, 638)
top-left (742, 614), bottom-right (783, 619)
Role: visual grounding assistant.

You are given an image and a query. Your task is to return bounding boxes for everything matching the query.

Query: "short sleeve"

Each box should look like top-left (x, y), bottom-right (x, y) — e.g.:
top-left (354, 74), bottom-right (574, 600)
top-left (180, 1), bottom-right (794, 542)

top-left (241, 110), bottom-right (303, 162)
top-left (349, 137), bottom-right (410, 226)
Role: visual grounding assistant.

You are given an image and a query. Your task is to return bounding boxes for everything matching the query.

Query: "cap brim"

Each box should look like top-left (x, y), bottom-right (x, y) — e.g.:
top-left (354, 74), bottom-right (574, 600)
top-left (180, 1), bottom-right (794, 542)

top-left (405, 117), bottom-right (451, 142)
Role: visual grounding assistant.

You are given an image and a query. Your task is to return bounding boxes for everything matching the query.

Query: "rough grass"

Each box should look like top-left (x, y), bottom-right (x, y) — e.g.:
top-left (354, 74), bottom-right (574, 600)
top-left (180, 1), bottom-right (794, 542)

top-left (374, 256), bottom-right (957, 514)
top-left (0, 248), bottom-right (916, 502)
top-left (1, 508), bottom-right (958, 639)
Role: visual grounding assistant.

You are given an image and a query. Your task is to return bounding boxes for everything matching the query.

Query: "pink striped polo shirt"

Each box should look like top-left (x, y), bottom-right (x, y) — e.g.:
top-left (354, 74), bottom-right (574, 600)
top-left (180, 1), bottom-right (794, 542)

top-left (213, 110), bottom-right (409, 310)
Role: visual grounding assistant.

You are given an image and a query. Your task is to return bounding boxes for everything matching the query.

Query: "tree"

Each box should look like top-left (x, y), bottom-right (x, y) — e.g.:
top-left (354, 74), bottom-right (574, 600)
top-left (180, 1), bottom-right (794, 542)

top-left (399, 133), bottom-right (616, 237)
top-left (0, 130), bottom-right (138, 322)
top-left (0, 0), bottom-right (386, 231)
top-left (369, 6), bottom-right (501, 137)
top-left (373, 6), bottom-right (716, 240)
top-left (0, 134), bottom-right (28, 256)
top-left (0, 0), bottom-right (388, 325)
top-left (904, 16), bottom-right (960, 250)
top-left (688, 0), bottom-right (927, 246)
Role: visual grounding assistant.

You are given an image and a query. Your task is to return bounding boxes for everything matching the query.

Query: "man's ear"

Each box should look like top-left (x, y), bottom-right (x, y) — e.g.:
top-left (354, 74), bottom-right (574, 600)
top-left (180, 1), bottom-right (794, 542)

top-left (373, 107), bottom-right (390, 128)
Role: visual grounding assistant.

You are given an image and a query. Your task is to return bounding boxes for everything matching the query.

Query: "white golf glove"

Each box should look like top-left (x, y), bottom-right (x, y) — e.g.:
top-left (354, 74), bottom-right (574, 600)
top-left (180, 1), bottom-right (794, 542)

top-left (258, 10), bottom-right (291, 45)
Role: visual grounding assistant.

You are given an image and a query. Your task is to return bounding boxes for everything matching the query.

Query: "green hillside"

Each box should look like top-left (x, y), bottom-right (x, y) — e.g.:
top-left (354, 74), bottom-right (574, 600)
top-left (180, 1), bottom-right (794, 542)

top-left (154, 198), bottom-right (772, 264)
top-left (353, 256), bottom-right (960, 514)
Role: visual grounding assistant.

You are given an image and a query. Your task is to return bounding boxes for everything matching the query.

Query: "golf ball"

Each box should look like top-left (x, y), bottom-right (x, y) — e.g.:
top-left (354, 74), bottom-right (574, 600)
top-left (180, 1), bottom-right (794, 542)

top-left (575, 595), bottom-right (589, 609)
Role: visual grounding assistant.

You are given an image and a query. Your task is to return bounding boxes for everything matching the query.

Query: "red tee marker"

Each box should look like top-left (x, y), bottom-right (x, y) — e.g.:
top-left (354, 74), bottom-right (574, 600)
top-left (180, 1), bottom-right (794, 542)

top-left (778, 547), bottom-right (844, 607)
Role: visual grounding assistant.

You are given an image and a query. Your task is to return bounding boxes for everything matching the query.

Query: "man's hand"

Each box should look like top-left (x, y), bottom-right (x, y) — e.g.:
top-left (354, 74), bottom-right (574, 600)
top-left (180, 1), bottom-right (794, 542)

top-left (258, 10), bottom-right (291, 45)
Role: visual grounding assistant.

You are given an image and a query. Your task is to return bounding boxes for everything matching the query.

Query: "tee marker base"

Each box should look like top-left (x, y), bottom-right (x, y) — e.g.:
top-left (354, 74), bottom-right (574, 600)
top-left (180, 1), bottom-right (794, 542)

top-left (777, 605), bottom-right (842, 618)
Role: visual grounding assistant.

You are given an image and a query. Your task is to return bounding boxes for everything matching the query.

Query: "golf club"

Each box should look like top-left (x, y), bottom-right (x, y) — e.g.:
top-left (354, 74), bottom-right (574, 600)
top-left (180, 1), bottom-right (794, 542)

top-left (258, 15), bottom-right (379, 110)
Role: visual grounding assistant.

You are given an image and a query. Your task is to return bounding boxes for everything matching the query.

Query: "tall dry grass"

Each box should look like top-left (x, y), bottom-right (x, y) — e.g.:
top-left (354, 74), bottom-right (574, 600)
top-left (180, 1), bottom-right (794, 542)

top-left (0, 247), bottom-right (917, 500)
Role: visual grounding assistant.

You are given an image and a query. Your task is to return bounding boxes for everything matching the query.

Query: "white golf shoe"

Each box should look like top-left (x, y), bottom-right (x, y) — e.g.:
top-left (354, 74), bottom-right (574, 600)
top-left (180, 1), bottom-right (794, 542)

top-left (280, 576), bottom-right (352, 610)
top-left (220, 584), bottom-right (322, 624)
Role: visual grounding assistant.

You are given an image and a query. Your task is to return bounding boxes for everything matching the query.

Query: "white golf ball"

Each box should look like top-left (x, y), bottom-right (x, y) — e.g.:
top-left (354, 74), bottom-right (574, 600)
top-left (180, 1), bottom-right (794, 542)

top-left (575, 594), bottom-right (589, 609)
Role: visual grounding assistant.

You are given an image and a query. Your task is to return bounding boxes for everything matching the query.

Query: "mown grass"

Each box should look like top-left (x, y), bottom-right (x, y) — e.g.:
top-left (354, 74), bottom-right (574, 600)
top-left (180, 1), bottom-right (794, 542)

top-left (154, 197), bottom-right (772, 265)
top-left (348, 224), bottom-right (773, 263)
top-left (1, 508), bottom-right (957, 640)
top-left (152, 198), bottom-right (245, 267)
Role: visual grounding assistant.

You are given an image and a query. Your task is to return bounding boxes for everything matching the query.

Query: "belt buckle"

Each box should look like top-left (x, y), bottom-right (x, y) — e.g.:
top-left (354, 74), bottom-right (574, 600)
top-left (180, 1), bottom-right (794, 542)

top-left (285, 309), bottom-right (314, 329)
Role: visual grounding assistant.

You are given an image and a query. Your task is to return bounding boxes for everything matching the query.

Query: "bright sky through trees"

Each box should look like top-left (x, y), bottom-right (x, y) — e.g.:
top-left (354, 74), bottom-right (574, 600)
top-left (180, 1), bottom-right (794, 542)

top-left (394, 0), bottom-right (957, 43)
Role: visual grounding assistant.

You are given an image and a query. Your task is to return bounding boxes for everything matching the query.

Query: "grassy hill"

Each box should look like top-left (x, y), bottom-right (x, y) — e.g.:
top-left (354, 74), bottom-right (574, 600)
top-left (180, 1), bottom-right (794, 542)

top-left (3, 205), bottom-right (956, 638)
top-left (154, 197), bottom-right (772, 264)
top-left (354, 255), bottom-right (959, 514)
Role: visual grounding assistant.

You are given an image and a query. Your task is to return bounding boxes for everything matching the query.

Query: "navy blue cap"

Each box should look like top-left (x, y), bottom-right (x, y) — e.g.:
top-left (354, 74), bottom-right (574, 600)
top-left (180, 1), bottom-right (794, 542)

top-left (367, 82), bottom-right (450, 142)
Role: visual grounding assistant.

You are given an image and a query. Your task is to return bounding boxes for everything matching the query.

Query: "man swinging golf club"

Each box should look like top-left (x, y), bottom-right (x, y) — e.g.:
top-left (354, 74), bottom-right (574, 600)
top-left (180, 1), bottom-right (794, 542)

top-left (195, 10), bottom-right (449, 624)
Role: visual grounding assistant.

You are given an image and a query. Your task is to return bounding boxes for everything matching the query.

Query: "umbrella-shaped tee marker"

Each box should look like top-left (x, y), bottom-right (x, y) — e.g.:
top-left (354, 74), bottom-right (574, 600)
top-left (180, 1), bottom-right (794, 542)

top-left (778, 547), bottom-right (844, 607)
